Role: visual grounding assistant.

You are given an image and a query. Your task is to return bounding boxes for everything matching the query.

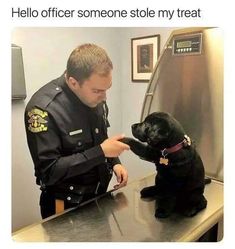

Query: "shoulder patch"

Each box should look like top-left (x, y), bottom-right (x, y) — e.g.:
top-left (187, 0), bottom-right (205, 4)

top-left (27, 108), bottom-right (48, 133)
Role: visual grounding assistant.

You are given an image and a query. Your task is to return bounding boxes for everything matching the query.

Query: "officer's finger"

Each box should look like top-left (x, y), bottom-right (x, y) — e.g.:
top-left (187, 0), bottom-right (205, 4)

top-left (117, 141), bottom-right (130, 150)
top-left (113, 183), bottom-right (121, 189)
top-left (115, 171), bottom-right (122, 183)
top-left (120, 170), bottom-right (128, 185)
top-left (111, 134), bottom-right (125, 141)
top-left (115, 176), bottom-right (127, 189)
top-left (117, 182), bottom-right (126, 189)
top-left (122, 171), bottom-right (128, 184)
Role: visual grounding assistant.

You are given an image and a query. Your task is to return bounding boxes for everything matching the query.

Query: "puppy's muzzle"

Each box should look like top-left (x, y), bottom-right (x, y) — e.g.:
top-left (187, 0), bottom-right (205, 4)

top-left (131, 123), bottom-right (147, 142)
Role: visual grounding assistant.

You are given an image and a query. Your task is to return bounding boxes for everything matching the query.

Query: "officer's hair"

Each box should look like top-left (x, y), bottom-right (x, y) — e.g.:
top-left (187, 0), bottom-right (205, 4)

top-left (66, 44), bottom-right (113, 84)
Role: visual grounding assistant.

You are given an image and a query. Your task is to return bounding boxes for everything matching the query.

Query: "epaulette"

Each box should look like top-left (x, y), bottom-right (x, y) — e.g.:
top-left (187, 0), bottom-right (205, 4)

top-left (28, 80), bottom-right (62, 110)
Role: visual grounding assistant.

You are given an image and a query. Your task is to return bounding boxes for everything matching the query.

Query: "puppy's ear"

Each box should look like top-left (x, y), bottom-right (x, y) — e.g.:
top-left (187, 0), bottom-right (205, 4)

top-left (157, 126), bottom-right (171, 138)
top-left (147, 122), bottom-right (172, 146)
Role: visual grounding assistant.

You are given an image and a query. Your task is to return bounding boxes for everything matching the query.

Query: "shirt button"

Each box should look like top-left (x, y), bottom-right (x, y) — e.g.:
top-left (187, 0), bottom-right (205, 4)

top-left (69, 186), bottom-right (74, 191)
top-left (67, 196), bottom-right (71, 201)
top-left (95, 128), bottom-right (99, 134)
top-left (78, 141), bottom-right (82, 146)
top-left (55, 87), bottom-right (60, 91)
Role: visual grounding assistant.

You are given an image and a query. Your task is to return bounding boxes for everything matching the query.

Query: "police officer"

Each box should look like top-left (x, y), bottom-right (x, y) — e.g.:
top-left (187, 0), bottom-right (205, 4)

top-left (24, 43), bottom-right (130, 219)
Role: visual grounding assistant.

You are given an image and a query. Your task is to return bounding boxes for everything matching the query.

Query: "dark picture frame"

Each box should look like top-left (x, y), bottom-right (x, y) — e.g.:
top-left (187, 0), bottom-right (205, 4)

top-left (131, 34), bottom-right (160, 82)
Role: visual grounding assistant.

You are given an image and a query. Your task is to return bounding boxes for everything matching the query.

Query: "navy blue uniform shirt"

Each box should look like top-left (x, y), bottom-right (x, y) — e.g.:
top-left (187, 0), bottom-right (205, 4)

top-left (25, 75), bottom-right (120, 199)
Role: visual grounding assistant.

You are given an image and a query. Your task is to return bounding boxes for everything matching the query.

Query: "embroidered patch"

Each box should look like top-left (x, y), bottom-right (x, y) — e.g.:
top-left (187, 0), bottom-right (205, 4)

top-left (28, 108), bottom-right (48, 133)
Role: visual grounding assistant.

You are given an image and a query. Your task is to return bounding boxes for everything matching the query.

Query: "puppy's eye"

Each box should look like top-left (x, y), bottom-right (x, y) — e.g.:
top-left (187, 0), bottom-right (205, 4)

top-left (144, 126), bottom-right (149, 133)
top-left (158, 129), bottom-right (168, 136)
top-left (158, 129), bottom-right (164, 135)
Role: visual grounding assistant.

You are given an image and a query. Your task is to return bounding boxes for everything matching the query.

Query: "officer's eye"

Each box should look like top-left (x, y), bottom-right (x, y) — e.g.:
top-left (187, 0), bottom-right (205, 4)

top-left (92, 89), bottom-right (104, 94)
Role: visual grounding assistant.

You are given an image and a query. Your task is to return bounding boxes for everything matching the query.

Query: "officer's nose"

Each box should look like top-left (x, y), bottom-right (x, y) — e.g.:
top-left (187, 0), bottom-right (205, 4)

top-left (100, 92), bottom-right (107, 101)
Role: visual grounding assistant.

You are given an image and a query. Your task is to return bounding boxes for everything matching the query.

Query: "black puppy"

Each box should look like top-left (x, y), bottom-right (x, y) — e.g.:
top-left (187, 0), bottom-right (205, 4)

top-left (121, 112), bottom-right (210, 218)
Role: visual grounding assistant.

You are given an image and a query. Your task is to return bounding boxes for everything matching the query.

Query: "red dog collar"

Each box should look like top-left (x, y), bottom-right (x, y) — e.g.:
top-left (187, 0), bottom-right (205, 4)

top-left (161, 135), bottom-right (191, 158)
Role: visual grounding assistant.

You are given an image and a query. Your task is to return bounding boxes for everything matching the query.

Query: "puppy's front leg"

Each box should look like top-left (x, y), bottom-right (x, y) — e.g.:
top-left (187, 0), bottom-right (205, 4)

top-left (120, 137), bottom-right (156, 162)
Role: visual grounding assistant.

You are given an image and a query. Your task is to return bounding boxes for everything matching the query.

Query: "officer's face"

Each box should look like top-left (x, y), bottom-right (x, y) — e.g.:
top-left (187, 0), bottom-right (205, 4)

top-left (72, 72), bottom-right (112, 108)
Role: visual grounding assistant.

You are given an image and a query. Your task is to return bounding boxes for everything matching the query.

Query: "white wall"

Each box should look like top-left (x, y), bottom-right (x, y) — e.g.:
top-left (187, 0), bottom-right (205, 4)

top-left (12, 27), bottom-right (177, 232)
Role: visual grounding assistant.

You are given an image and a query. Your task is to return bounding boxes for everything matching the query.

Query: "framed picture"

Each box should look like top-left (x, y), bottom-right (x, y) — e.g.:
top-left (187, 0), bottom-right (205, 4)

top-left (131, 34), bottom-right (160, 82)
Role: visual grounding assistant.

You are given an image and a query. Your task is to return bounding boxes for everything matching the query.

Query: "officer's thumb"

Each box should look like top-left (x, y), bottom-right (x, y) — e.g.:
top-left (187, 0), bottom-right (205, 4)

top-left (116, 172), bottom-right (121, 183)
top-left (112, 134), bottom-right (125, 141)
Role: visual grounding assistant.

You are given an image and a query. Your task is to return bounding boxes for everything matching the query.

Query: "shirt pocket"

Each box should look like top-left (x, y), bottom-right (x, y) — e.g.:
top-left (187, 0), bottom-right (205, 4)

top-left (62, 129), bottom-right (93, 154)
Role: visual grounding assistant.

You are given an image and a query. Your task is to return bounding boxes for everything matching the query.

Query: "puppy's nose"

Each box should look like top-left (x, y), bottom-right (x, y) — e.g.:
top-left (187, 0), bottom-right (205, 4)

top-left (131, 123), bottom-right (138, 129)
top-left (147, 138), bottom-right (152, 144)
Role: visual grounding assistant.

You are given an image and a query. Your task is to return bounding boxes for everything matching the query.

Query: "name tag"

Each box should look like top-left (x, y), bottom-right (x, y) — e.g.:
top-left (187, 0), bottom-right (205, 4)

top-left (69, 129), bottom-right (83, 136)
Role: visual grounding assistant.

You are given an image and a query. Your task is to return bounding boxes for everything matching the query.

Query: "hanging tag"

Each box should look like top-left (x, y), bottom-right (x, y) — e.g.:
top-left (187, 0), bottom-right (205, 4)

top-left (184, 135), bottom-right (191, 146)
top-left (159, 157), bottom-right (169, 165)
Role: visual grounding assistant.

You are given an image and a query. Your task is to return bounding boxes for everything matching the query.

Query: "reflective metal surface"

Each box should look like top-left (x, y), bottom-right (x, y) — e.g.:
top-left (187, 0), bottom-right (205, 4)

top-left (12, 174), bottom-right (223, 242)
top-left (12, 44), bottom-right (27, 100)
top-left (141, 28), bottom-right (223, 181)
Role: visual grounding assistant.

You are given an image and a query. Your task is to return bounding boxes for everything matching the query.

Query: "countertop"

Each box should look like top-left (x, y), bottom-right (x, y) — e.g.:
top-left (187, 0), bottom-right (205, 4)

top-left (12, 174), bottom-right (223, 242)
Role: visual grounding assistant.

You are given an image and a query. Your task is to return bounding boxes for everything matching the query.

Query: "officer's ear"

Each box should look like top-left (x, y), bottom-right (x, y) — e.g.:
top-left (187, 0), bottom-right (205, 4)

top-left (67, 76), bottom-right (81, 90)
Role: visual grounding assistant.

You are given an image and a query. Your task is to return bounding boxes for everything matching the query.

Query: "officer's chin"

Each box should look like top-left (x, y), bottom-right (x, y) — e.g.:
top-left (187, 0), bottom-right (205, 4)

top-left (90, 100), bottom-right (104, 108)
top-left (87, 102), bottom-right (99, 108)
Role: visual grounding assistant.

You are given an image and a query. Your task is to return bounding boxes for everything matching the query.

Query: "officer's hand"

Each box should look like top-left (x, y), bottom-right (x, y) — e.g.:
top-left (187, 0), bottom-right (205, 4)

top-left (101, 134), bottom-right (130, 158)
top-left (113, 164), bottom-right (128, 189)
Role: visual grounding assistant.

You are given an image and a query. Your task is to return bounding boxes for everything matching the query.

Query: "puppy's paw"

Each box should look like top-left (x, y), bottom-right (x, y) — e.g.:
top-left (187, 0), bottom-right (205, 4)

top-left (183, 199), bottom-right (207, 217)
top-left (140, 185), bottom-right (158, 198)
top-left (119, 137), bottom-right (136, 145)
top-left (155, 208), bottom-right (171, 218)
top-left (183, 208), bottom-right (199, 217)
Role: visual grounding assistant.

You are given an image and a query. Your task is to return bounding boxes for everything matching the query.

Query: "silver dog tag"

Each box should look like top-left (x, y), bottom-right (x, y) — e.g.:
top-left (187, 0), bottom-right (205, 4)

top-left (159, 157), bottom-right (169, 166)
